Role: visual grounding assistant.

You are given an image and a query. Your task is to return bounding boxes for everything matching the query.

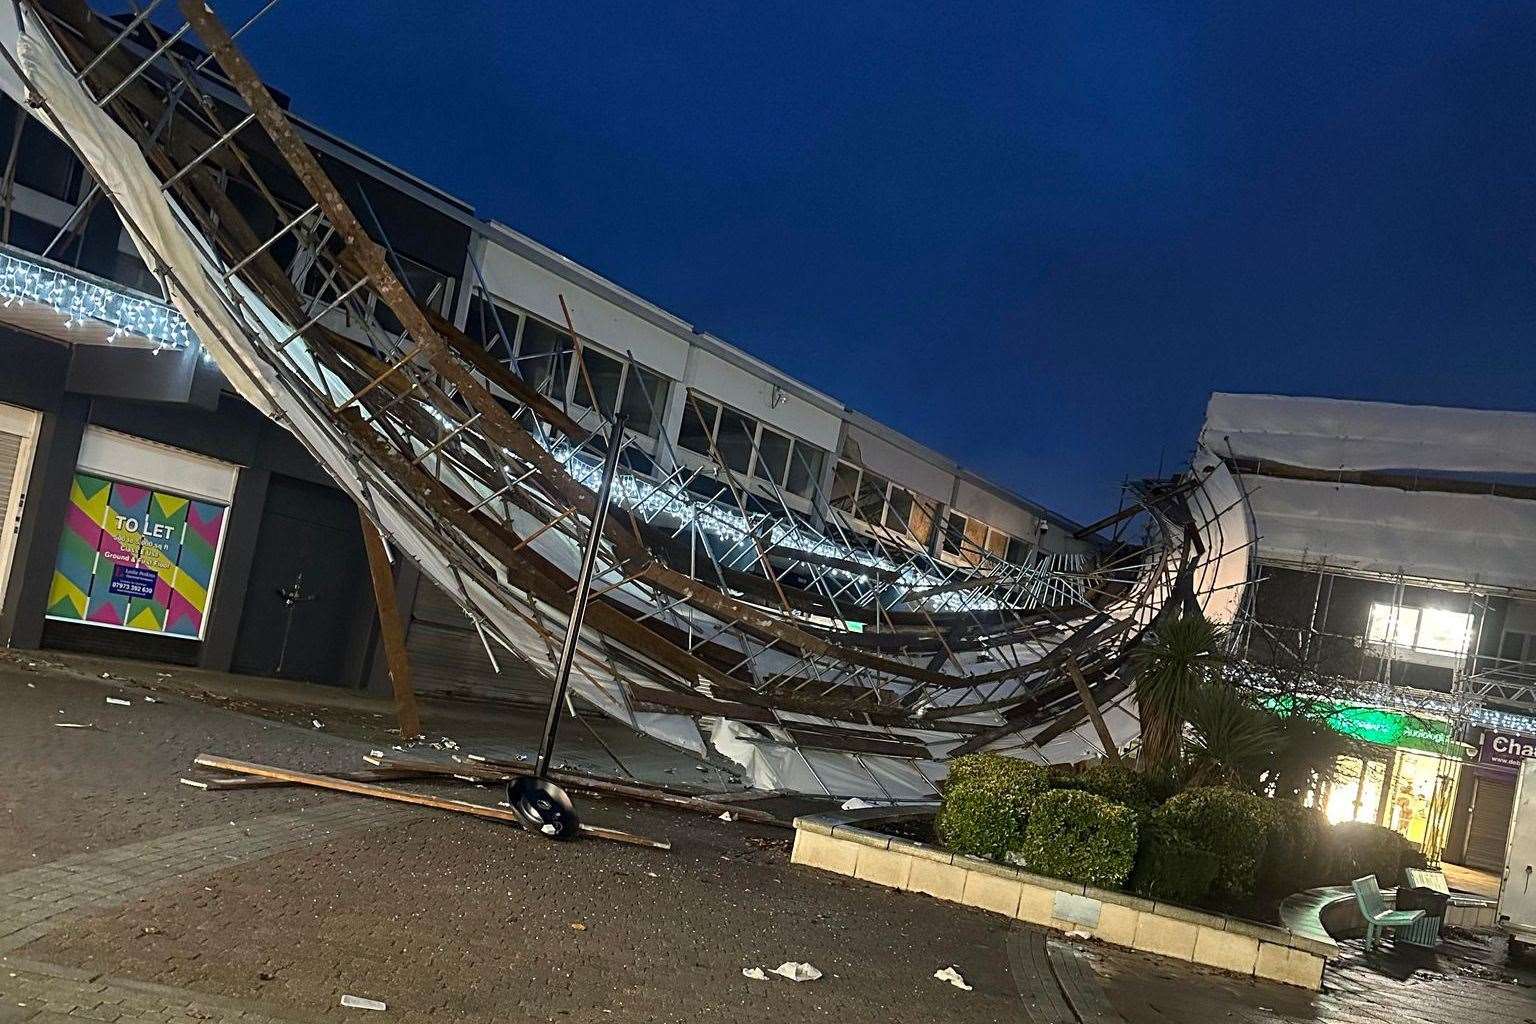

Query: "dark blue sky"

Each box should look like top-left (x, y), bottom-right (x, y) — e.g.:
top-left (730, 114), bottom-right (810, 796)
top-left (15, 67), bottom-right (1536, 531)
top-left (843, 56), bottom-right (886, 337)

top-left (229, 2), bottom-right (1536, 521)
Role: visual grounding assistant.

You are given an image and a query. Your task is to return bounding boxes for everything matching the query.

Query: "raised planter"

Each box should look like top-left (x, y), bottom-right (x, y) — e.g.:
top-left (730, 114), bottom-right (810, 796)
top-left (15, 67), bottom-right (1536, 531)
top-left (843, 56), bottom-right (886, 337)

top-left (793, 806), bottom-right (1337, 990)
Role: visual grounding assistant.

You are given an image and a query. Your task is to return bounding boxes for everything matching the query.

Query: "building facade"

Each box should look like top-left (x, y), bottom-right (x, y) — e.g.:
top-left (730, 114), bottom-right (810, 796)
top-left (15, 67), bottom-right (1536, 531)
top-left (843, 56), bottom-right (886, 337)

top-left (1201, 392), bottom-right (1536, 866)
top-left (0, 69), bottom-right (1092, 712)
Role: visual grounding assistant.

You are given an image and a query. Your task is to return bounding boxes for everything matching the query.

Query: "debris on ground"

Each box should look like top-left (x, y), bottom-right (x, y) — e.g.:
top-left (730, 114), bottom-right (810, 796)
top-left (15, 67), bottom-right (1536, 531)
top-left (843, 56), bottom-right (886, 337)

top-left (105, 697), bottom-right (132, 706)
top-left (570, 922), bottom-right (587, 931)
top-left (55, 722), bottom-right (95, 729)
top-left (717, 811), bottom-right (736, 822)
top-left (340, 994), bottom-right (386, 1011)
top-left (741, 967), bottom-right (768, 981)
top-left (311, 719), bottom-right (324, 729)
top-left (769, 962), bottom-right (822, 982)
top-left (933, 966), bottom-right (972, 991)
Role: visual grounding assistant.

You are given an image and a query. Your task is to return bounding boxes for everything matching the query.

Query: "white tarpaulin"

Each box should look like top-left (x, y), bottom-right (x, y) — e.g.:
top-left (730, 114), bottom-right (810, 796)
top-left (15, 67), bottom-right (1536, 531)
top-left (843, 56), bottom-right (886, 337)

top-left (1202, 392), bottom-right (1536, 475)
top-left (1241, 475), bottom-right (1536, 590)
top-left (1202, 392), bottom-right (1536, 591)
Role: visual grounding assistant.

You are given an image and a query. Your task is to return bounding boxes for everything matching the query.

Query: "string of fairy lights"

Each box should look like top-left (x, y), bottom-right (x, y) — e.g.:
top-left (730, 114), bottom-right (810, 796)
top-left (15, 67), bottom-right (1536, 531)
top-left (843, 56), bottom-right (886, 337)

top-left (0, 246), bottom-right (192, 350)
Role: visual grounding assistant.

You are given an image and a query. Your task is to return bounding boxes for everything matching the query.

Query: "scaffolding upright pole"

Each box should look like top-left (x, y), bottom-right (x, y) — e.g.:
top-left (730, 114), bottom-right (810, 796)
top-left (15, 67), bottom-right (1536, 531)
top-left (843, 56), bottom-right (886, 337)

top-left (536, 416), bottom-right (628, 779)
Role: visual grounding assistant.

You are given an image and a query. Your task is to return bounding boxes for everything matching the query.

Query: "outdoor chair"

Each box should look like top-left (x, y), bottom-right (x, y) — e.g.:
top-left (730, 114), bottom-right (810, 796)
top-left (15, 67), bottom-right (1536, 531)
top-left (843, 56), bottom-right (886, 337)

top-left (1352, 875), bottom-right (1425, 950)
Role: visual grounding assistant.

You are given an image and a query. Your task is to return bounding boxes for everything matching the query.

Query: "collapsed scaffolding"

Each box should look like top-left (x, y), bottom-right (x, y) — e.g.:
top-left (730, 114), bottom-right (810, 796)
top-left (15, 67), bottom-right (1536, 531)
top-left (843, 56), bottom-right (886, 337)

top-left (0, 0), bottom-right (1254, 797)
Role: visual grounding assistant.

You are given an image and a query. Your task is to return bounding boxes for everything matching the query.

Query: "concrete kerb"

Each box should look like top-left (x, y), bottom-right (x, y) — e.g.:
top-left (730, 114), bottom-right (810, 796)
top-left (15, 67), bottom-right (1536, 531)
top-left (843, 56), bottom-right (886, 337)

top-left (791, 809), bottom-right (1338, 991)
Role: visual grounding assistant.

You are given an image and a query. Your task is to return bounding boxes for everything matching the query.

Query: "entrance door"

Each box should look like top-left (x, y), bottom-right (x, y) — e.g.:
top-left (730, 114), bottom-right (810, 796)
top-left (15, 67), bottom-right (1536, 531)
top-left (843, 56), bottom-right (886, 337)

top-left (230, 475), bottom-right (368, 685)
top-left (0, 403), bottom-right (39, 615)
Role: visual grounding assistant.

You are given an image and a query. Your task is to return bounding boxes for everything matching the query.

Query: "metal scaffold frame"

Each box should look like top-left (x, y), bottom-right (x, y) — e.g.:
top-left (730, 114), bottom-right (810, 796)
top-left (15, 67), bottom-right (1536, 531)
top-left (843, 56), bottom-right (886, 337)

top-left (0, 0), bottom-right (1253, 796)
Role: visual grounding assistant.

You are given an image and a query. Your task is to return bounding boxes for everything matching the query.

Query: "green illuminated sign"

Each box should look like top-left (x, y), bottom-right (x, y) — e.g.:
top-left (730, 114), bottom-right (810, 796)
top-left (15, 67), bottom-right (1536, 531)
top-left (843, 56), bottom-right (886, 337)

top-left (1266, 698), bottom-right (1461, 756)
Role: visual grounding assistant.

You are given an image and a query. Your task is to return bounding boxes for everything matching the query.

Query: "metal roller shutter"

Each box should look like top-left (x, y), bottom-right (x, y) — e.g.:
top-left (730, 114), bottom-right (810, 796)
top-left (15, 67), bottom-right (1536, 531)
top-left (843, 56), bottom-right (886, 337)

top-left (1464, 774), bottom-right (1517, 870)
top-left (405, 578), bottom-right (549, 705)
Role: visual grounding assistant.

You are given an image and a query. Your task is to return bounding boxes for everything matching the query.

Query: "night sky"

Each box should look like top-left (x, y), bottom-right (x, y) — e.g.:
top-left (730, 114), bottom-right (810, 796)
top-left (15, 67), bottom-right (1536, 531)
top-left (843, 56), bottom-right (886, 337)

top-left (223, 2), bottom-right (1536, 522)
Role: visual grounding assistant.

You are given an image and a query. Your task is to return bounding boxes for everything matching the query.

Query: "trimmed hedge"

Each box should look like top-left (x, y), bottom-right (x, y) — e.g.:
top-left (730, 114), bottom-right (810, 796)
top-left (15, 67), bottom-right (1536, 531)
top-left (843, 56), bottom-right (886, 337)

top-left (1014, 790), bottom-right (1139, 888)
top-left (1130, 824), bottom-right (1221, 903)
top-left (1150, 786), bottom-right (1271, 901)
top-left (935, 754), bottom-right (1050, 861)
top-left (1258, 801), bottom-right (1330, 895)
top-left (1050, 761), bottom-right (1156, 817)
top-left (1324, 822), bottom-right (1418, 887)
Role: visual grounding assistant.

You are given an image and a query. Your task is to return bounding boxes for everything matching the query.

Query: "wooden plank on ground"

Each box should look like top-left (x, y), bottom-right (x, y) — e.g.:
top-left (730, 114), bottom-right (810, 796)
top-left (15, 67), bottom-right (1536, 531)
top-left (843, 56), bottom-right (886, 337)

top-left (364, 754), bottom-right (786, 827)
top-left (192, 753), bottom-right (670, 850)
top-left (179, 767), bottom-right (443, 791)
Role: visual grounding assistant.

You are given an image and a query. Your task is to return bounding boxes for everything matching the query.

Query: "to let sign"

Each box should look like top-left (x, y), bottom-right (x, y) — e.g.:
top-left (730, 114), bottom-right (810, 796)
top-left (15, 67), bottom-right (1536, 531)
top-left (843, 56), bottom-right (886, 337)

top-left (1479, 730), bottom-right (1536, 773)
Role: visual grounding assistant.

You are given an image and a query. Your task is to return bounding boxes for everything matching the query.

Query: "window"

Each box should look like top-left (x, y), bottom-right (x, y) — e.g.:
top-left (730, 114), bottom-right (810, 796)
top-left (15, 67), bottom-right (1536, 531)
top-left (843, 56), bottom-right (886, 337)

top-left (676, 389), bottom-right (827, 500)
top-left (1366, 603), bottom-right (1472, 658)
top-left (462, 293), bottom-right (672, 435)
top-left (1500, 630), bottom-right (1536, 665)
top-left (830, 459), bottom-right (939, 548)
top-left (938, 510), bottom-right (1029, 568)
top-left (464, 291), bottom-right (520, 354)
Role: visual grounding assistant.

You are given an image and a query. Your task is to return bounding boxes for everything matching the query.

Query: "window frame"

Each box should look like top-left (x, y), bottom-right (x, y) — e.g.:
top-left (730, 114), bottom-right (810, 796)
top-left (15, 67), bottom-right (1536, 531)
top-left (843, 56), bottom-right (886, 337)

top-left (676, 388), bottom-right (826, 502)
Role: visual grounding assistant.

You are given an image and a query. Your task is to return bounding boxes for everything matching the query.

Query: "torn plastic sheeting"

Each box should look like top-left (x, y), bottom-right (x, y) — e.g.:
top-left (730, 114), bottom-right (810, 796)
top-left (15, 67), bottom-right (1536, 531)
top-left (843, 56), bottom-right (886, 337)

top-left (933, 966), bottom-right (972, 991)
top-left (768, 962), bottom-right (822, 982)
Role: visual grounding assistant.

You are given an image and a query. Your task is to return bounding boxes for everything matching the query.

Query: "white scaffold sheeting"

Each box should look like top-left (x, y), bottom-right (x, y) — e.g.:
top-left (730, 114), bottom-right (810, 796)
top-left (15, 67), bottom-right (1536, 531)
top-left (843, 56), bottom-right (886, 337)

top-left (1202, 392), bottom-right (1536, 475)
top-left (1242, 475), bottom-right (1536, 591)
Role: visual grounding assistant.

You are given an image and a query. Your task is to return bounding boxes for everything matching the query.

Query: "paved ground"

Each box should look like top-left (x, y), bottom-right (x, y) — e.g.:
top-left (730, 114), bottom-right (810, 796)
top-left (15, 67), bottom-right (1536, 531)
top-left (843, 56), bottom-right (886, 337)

top-left (1, 650), bottom-right (1532, 1023)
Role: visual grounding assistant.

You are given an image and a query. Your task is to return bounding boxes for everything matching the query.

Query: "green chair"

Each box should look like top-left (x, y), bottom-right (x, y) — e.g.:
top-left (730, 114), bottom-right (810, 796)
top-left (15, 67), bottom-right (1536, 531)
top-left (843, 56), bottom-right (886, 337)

top-left (1352, 875), bottom-right (1425, 949)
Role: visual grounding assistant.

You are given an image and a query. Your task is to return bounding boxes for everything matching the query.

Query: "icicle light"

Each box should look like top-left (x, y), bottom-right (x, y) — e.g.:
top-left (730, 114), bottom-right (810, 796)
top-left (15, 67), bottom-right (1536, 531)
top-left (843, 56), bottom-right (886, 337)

top-left (0, 247), bottom-right (192, 350)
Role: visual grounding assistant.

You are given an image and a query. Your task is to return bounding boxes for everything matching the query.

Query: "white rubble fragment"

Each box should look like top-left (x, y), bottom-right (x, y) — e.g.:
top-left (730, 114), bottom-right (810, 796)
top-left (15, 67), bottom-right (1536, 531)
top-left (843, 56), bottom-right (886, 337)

top-left (540, 823), bottom-right (557, 835)
top-left (142, 696), bottom-right (157, 703)
top-left (105, 697), bottom-right (132, 706)
top-left (769, 962), bottom-right (822, 982)
top-left (311, 719), bottom-right (324, 729)
top-left (55, 722), bottom-right (92, 729)
top-left (370, 750), bottom-right (384, 758)
top-left (340, 994), bottom-right (386, 1011)
top-left (741, 967), bottom-right (768, 981)
top-left (840, 797), bottom-right (876, 810)
top-left (933, 966), bottom-right (972, 991)
top-left (718, 811), bottom-right (736, 822)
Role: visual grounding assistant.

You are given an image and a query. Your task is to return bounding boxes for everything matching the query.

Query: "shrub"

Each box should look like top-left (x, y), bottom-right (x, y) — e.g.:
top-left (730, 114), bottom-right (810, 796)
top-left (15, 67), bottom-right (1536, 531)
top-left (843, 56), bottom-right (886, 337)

top-left (1013, 790), bottom-right (1139, 888)
top-left (1051, 761), bottom-right (1156, 816)
top-left (1130, 824), bottom-right (1221, 903)
top-left (1324, 822), bottom-right (1417, 887)
top-left (1257, 801), bottom-right (1330, 895)
top-left (935, 754), bottom-right (1050, 861)
top-left (1150, 786), bottom-right (1272, 901)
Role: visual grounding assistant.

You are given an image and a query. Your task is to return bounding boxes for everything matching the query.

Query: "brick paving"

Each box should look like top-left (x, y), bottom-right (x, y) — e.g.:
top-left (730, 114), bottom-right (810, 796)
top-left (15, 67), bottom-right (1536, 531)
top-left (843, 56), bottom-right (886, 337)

top-left (2, 653), bottom-right (1534, 1023)
top-left (0, 803), bottom-right (407, 955)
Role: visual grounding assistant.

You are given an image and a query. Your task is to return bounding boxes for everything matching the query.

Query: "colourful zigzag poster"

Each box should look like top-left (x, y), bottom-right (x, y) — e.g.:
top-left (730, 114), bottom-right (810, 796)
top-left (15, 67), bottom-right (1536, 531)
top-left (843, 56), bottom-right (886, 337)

top-left (46, 471), bottom-right (228, 640)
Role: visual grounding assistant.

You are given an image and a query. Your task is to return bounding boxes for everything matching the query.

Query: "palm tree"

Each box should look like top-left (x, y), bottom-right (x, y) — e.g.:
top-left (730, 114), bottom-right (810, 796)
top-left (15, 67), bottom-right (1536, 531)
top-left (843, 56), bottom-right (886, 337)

top-left (1183, 683), bottom-right (1281, 788)
top-left (1129, 612), bottom-right (1229, 771)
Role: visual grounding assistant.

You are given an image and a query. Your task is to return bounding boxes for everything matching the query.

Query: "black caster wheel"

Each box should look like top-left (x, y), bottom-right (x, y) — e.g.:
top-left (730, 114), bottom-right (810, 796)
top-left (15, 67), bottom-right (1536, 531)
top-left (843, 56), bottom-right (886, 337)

top-left (507, 776), bottom-right (580, 839)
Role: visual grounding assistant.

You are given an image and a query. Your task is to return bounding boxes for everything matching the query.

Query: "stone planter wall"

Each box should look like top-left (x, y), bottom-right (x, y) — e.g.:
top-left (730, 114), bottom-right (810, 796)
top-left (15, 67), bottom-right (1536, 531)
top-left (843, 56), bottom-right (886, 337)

top-left (793, 808), bottom-right (1336, 991)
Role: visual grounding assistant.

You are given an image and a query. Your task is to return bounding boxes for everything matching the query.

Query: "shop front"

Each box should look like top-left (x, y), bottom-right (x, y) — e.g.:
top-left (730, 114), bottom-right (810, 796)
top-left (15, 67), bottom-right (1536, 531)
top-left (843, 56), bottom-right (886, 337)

top-left (41, 426), bottom-right (236, 660)
top-left (1448, 728), bottom-right (1536, 870)
top-left (1313, 703), bottom-right (1467, 860)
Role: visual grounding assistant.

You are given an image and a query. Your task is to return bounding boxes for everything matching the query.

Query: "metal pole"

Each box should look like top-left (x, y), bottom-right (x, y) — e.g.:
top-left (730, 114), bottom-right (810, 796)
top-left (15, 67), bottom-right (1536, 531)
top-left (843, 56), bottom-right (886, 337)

top-left (535, 415), bottom-right (628, 779)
